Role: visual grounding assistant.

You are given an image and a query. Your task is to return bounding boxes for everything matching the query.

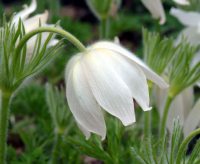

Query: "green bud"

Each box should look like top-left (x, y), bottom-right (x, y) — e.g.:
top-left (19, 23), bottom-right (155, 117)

top-left (86, 0), bottom-right (121, 20)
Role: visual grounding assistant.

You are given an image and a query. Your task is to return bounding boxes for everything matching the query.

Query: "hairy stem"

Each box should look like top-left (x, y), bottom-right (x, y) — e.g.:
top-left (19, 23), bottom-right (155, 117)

top-left (51, 131), bottom-right (62, 164)
top-left (0, 91), bottom-right (12, 164)
top-left (160, 96), bottom-right (173, 139)
top-left (100, 17), bottom-right (109, 39)
top-left (16, 27), bottom-right (86, 55)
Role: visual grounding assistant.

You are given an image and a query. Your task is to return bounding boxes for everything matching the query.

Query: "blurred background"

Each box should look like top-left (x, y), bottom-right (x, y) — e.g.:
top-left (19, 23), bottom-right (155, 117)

top-left (0, 0), bottom-right (193, 163)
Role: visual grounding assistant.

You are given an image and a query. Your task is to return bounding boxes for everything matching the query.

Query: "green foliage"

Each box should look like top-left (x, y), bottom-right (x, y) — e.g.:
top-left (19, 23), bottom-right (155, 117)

top-left (0, 19), bottom-right (63, 93)
top-left (168, 41), bottom-right (199, 97)
top-left (143, 28), bottom-right (176, 74)
top-left (131, 119), bottom-right (200, 164)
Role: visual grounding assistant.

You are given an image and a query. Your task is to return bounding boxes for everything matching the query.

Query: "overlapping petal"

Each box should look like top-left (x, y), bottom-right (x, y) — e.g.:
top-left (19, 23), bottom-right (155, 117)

top-left (90, 41), bottom-right (169, 89)
top-left (82, 51), bottom-right (136, 126)
top-left (99, 49), bottom-right (151, 111)
top-left (66, 61), bottom-right (106, 139)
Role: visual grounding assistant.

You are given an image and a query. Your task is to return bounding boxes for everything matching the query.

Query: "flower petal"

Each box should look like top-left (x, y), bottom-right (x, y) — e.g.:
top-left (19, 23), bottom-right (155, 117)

top-left (170, 8), bottom-right (200, 27)
top-left (167, 94), bottom-right (186, 134)
top-left (90, 41), bottom-right (169, 88)
top-left (141, 0), bottom-right (166, 24)
top-left (82, 51), bottom-right (136, 126)
top-left (101, 49), bottom-right (151, 111)
top-left (12, 0), bottom-right (37, 24)
top-left (65, 54), bottom-right (82, 83)
top-left (184, 99), bottom-right (200, 137)
top-left (173, 0), bottom-right (190, 5)
top-left (66, 61), bottom-right (106, 139)
top-left (77, 121), bottom-right (91, 140)
top-left (175, 27), bottom-right (200, 46)
top-left (23, 10), bottom-right (49, 33)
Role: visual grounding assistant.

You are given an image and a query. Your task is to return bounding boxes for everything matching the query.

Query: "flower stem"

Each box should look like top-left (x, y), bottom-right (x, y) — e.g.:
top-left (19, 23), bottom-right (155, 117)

top-left (16, 27), bottom-right (86, 55)
top-left (160, 96), bottom-right (173, 139)
top-left (144, 111), bottom-right (151, 139)
top-left (100, 17), bottom-right (109, 39)
top-left (51, 131), bottom-right (62, 164)
top-left (176, 128), bottom-right (200, 164)
top-left (0, 91), bottom-right (12, 164)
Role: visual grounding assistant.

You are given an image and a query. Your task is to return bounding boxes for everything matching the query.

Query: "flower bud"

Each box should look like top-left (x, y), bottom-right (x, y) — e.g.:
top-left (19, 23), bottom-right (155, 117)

top-left (86, 0), bottom-right (121, 20)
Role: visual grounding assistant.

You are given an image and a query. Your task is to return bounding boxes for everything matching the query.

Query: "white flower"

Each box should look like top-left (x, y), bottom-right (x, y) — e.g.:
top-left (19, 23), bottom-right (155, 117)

top-left (12, 0), bottom-right (58, 55)
top-left (173, 0), bottom-right (190, 5)
top-left (156, 87), bottom-right (200, 137)
top-left (170, 8), bottom-right (200, 46)
top-left (141, 0), bottom-right (166, 24)
top-left (65, 41), bottom-right (168, 139)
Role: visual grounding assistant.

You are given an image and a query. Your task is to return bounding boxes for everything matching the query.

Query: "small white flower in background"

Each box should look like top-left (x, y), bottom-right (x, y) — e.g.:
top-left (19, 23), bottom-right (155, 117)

top-left (141, 0), bottom-right (166, 24)
top-left (170, 8), bottom-right (200, 46)
top-left (65, 41), bottom-right (168, 139)
top-left (156, 87), bottom-right (200, 137)
top-left (173, 0), bottom-right (190, 5)
top-left (11, 0), bottom-right (58, 55)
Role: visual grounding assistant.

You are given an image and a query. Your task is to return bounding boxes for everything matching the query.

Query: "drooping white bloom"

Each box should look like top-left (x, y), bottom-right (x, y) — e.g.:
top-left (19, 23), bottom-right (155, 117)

top-left (141, 0), bottom-right (166, 24)
top-left (156, 87), bottom-right (200, 137)
top-left (12, 0), bottom-right (58, 55)
top-left (173, 0), bottom-right (190, 5)
top-left (65, 41), bottom-right (168, 139)
top-left (184, 99), bottom-right (200, 136)
top-left (170, 8), bottom-right (200, 46)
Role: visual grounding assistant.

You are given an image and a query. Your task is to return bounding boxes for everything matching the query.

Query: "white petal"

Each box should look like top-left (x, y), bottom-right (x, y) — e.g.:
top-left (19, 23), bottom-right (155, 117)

top-left (66, 61), bottom-right (106, 140)
top-left (170, 8), bottom-right (200, 27)
top-left (82, 51), bottom-right (136, 126)
top-left (77, 121), bottom-right (91, 140)
top-left (12, 0), bottom-right (37, 24)
top-left (180, 87), bottom-right (194, 117)
top-left (65, 54), bottom-right (82, 83)
top-left (23, 11), bottom-right (49, 33)
top-left (184, 99), bottom-right (200, 137)
top-left (173, 0), bottom-right (190, 5)
top-left (166, 94), bottom-right (186, 134)
top-left (141, 0), bottom-right (166, 24)
top-left (90, 41), bottom-right (169, 88)
top-left (157, 87), bottom-right (194, 134)
top-left (175, 27), bottom-right (200, 46)
top-left (47, 39), bottom-right (59, 48)
top-left (100, 49), bottom-right (151, 111)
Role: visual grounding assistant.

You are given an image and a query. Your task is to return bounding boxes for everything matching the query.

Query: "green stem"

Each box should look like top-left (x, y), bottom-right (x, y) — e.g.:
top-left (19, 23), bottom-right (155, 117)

top-left (159, 96), bottom-right (173, 162)
top-left (0, 91), bottom-right (12, 164)
top-left (144, 111), bottom-right (151, 139)
top-left (160, 96), bottom-right (173, 139)
top-left (176, 128), bottom-right (200, 164)
top-left (100, 17), bottom-right (109, 39)
top-left (51, 131), bottom-right (62, 164)
top-left (16, 27), bottom-right (86, 55)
